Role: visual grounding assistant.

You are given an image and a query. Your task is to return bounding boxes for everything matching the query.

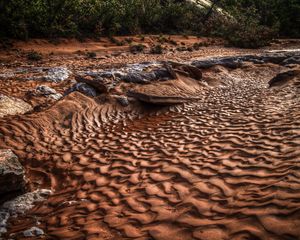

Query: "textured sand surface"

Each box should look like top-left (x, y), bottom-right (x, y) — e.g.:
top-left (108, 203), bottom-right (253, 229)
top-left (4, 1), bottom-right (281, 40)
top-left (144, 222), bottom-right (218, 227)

top-left (0, 54), bottom-right (300, 239)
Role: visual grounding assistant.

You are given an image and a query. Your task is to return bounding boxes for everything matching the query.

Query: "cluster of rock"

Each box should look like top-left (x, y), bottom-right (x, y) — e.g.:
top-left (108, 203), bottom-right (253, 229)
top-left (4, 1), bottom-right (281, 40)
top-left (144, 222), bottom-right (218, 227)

top-left (0, 189), bottom-right (51, 237)
top-left (66, 50), bottom-right (300, 105)
top-left (0, 149), bottom-right (26, 236)
top-left (192, 50), bottom-right (300, 69)
top-left (67, 61), bottom-right (205, 105)
top-left (0, 66), bottom-right (70, 82)
top-left (0, 149), bottom-right (51, 237)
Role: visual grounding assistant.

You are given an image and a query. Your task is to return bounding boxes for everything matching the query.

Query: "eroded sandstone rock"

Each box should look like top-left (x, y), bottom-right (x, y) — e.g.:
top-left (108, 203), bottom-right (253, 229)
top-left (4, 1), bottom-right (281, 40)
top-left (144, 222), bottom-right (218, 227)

top-left (269, 69), bottom-right (300, 87)
top-left (66, 82), bottom-right (98, 97)
top-left (192, 50), bottom-right (300, 69)
top-left (167, 61), bottom-right (203, 80)
top-left (128, 75), bottom-right (204, 105)
top-left (75, 74), bottom-right (115, 93)
top-left (0, 149), bottom-right (25, 197)
top-left (0, 95), bottom-right (32, 118)
top-left (28, 85), bottom-right (63, 100)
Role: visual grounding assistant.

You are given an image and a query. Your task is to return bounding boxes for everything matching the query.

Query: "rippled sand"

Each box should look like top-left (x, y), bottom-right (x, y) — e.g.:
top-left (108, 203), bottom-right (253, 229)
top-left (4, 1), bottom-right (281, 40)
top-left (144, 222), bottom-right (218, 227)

top-left (1, 60), bottom-right (300, 239)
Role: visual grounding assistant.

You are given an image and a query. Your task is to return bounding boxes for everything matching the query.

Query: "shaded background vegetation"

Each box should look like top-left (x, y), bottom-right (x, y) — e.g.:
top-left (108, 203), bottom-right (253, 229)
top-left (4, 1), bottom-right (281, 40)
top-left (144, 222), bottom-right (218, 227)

top-left (0, 0), bottom-right (299, 47)
top-left (219, 0), bottom-right (300, 38)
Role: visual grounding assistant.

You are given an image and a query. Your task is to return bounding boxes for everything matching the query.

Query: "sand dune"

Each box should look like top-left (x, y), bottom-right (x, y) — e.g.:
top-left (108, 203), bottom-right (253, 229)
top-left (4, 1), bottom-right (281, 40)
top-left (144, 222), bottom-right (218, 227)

top-left (0, 55), bottom-right (300, 239)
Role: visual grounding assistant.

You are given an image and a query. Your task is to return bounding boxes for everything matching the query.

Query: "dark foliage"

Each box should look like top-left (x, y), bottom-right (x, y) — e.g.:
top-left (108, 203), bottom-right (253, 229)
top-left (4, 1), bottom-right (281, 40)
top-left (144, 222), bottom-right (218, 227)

top-left (27, 51), bottom-right (43, 61)
top-left (130, 44), bottom-right (146, 53)
top-left (0, 0), bottom-right (206, 39)
top-left (0, 0), bottom-right (298, 49)
top-left (219, 0), bottom-right (300, 38)
top-left (150, 44), bottom-right (163, 54)
top-left (220, 5), bottom-right (278, 48)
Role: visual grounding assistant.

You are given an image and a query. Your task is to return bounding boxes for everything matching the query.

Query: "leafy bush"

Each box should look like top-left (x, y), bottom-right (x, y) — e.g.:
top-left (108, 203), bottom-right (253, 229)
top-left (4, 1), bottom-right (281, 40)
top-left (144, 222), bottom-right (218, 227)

top-left (221, 5), bottom-right (277, 48)
top-left (27, 51), bottom-right (42, 61)
top-left (219, 0), bottom-right (300, 38)
top-left (150, 44), bottom-right (163, 54)
top-left (129, 44), bottom-right (145, 53)
top-left (0, 0), bottom-right (207, 39)
top-left (86, 51), bottom-right (97, 58)
top-left (0, 0), bottom-right (297, 41)
top-left (109, 36), bottom-right (126, 46)
top-left (225, 22), bottom-right (276, 48)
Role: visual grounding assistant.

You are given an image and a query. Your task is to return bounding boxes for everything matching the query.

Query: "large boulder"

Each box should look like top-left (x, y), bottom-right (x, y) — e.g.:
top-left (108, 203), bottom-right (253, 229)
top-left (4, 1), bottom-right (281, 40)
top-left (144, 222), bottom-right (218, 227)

top-left (127, 74), bottom-right (203, 105)
top-left (0, 149), bottom-right (25, 197)
top-left (167, 61), bottom-right (202, 80)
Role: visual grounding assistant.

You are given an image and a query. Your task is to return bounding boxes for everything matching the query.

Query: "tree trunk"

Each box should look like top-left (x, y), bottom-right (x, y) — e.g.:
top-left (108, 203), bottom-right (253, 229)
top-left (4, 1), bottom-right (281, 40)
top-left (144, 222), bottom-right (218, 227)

top-left (202, 0), bottom-right (220, 24)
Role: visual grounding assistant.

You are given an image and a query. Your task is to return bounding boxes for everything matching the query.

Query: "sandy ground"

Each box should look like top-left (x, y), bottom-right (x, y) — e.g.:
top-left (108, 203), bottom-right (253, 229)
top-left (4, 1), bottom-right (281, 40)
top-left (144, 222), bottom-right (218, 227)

top-left (0, 37), bottom-right (300, 239)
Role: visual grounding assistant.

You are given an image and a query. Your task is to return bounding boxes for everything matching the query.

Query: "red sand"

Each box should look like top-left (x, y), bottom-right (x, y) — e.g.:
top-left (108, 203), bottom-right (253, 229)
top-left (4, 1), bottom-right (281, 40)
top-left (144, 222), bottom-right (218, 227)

top-left (0, 38), bottom-right (300, 240)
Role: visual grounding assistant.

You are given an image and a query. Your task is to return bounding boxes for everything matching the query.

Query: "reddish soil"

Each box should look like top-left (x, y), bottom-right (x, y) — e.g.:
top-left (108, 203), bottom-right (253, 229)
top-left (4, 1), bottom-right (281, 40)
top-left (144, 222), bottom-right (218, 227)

top-left (0, 36), bottom-right (300, 240)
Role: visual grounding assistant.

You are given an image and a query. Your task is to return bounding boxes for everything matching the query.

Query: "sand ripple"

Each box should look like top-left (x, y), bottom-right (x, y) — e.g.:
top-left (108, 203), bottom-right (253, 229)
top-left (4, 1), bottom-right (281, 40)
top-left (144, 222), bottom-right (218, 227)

top-left (0, 64), bottom-right (300, 239)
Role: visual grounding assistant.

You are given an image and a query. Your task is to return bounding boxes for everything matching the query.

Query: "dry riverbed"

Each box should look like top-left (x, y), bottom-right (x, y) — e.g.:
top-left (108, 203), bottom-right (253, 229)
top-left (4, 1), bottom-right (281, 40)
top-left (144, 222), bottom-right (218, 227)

top-left (0, 37), bottom-right (300, 240)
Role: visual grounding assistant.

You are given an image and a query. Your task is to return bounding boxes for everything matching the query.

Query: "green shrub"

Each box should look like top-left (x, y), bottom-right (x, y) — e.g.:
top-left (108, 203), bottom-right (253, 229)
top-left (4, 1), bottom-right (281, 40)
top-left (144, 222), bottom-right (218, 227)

top-left (221, 5), bottom-right (277, 48)
top-left (139, 35), bottom-right (145, 41)
top-left (150, 44), bottom-right (163, 54)
top-left (27, 51), bottom-right (42, 61)
top-left (193, 43), bottom-right (200, 50)
top-left (225, 24), bottom-right (276, 48)
top-left (109, 36), bottom-right (125, 46)
top-left (168, 39), bottom-right (178, 46)
top-left (129, 44), bottom-right (145, 53)
top-left (158, 35), bottom-right (168, 44)
top-left (86, 51), bottom-right (97, 58)
top-left (0, 0), bottom-right (296, 40)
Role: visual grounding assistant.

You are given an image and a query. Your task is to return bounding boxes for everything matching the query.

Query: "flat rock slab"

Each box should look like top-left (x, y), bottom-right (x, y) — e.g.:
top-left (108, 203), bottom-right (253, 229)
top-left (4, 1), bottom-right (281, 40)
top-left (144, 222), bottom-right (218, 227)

top-left (128, 75), bottom-right (204, 105)
top-left (269, 69), bottom-right (300, 87)
top-left (65, 82), bottom-right (98, 97)
top-left (128, 91), bottom-right (199, 105)
top-left (0, 149), bottom-right (25, 196)
top-left (192, 50), bottom-right (300, 69)
top-left (0, 95), bottom-right (32, 118)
